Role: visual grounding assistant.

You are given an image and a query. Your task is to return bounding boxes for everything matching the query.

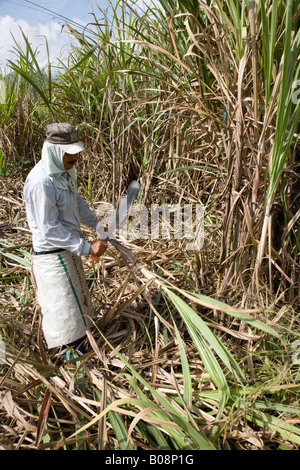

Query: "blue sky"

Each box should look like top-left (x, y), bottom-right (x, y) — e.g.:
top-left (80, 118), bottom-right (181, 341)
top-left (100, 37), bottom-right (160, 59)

top-left (0, 0), bottom-right (113, 69)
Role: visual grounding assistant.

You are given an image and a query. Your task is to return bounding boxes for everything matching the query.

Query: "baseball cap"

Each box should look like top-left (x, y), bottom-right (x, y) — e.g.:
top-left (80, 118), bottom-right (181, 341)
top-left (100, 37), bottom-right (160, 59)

top-left (45, 123), bottom-right (85, 154)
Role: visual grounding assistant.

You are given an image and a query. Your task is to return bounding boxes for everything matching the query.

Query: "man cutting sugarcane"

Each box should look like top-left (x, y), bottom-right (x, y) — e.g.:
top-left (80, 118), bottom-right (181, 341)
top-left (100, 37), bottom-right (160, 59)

top-left (23, 123), bottom-right (108, 359)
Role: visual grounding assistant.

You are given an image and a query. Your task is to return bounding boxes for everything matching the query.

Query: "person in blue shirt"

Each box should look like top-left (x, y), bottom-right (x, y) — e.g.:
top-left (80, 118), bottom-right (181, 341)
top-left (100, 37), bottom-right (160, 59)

top-left (23, 123), bottom-right (107, 359)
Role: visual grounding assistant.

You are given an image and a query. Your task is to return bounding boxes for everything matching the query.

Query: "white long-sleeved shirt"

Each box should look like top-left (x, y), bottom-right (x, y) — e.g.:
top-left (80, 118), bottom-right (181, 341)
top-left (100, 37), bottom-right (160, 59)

top-left (23, 160), bottom-right (98, 256)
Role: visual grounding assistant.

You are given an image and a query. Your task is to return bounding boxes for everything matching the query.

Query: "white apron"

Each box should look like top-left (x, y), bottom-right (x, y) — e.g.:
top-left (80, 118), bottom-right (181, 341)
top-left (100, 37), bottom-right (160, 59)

top-left (32, 251), bottom-right (93, 348)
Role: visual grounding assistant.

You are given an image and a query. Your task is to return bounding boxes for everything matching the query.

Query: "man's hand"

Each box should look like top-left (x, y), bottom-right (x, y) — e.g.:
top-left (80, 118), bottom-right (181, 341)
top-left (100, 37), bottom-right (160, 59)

top-left (89, 240), bottom-right (108, 258)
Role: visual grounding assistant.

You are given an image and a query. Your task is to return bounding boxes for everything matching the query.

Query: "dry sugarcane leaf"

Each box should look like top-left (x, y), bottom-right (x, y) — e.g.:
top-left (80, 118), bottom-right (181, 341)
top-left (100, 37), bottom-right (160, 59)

top-left (13, 378), bottom-right (42, 398)
top-left (1, 391), bottom-right (36, 432)
top-left (86, 329), bottom-right (106, 364)
top-left (100, 277), bottom-right (153, 328)
top-left (35, 388), bottom-right (52, 448)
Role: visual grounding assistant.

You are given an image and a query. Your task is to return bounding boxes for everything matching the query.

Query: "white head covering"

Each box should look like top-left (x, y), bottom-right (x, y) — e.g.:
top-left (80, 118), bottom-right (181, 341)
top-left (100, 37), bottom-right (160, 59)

top-left (42, 141), bottom-right (77, 192)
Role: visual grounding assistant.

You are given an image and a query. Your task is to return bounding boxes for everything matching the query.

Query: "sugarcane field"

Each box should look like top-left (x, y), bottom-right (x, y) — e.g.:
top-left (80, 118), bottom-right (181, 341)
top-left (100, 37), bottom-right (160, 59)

top-left (0, 0), bottom-right (299, 452)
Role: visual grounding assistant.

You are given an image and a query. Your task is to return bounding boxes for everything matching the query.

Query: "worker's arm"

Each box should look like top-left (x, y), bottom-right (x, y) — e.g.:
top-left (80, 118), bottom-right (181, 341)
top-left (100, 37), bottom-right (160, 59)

top-left (76, 193), bottom-right (99, 229)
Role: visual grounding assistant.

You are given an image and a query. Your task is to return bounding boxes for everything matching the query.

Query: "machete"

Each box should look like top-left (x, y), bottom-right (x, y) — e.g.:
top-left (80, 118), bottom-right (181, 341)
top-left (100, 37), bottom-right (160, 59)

top-left (92, 180), bottom-right (141, 260)
top-left (100, 180), bottom-right (141, 241)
